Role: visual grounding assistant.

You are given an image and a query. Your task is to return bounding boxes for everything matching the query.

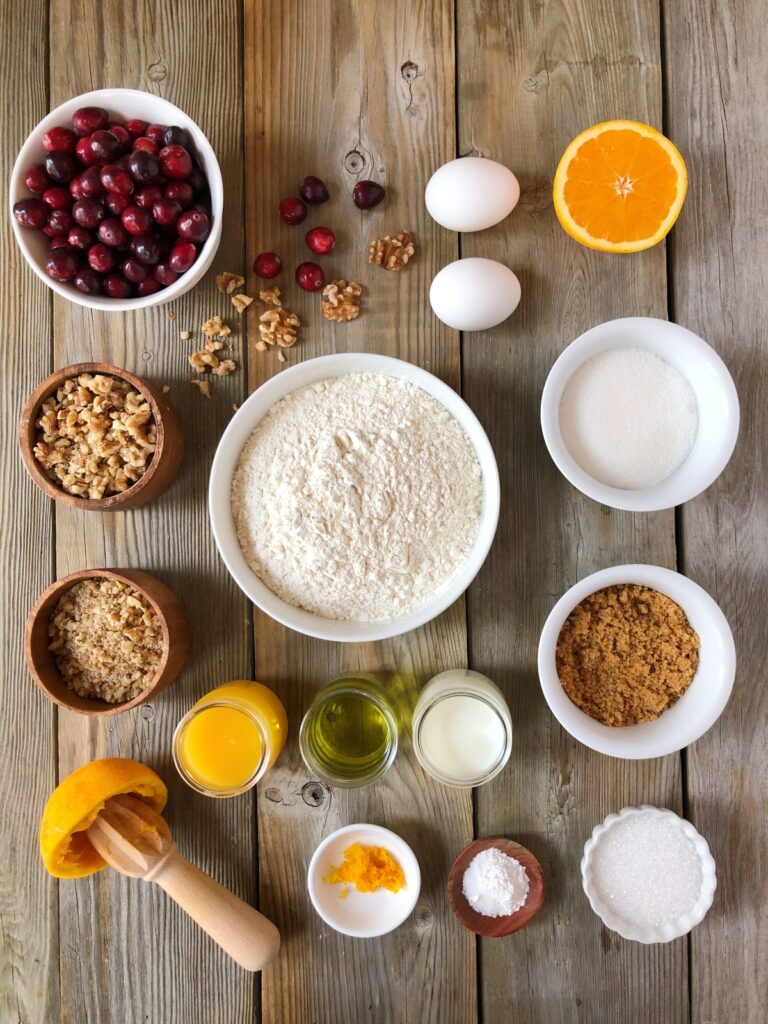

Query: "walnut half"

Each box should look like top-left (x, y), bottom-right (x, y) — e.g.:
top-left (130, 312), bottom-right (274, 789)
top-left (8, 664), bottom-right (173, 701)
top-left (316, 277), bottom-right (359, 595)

top-left (368, 230), bottom-right (415, 271)
top-left (322, 280), bottom-right (362, 322)
top-left (259, 307), bottom-right (300, 348)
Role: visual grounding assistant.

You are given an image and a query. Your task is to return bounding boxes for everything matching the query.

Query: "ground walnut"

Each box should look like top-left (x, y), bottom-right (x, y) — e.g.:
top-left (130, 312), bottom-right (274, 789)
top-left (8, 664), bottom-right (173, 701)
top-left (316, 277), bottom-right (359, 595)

top-left (321, 280), bottom-right (363, 322)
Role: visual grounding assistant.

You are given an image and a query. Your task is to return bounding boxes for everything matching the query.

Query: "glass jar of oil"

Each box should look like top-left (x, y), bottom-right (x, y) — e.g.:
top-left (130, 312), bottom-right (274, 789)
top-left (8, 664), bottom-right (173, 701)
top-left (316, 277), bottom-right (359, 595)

top-left (299, 674), bottom-right (399, 787)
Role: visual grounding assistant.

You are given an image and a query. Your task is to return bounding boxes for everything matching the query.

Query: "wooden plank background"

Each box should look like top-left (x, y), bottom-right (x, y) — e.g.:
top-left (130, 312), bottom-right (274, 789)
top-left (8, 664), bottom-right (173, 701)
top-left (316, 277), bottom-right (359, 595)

top-left (0, 0), bottom-right (764, 1022)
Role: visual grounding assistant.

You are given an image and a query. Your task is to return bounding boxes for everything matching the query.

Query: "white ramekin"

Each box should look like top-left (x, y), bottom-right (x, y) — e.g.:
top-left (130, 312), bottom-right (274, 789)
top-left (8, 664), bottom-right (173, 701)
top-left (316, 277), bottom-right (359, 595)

top-left (208, 353), bottom-right (500, 643)
top-left (9, 88), bottom-right (223, 311)
top-left (540, 317), bottom-right (739, 511)
top-left (537, 564), bottom-right (735, 759)
top-left (581, 805), bottom-right (717, 943)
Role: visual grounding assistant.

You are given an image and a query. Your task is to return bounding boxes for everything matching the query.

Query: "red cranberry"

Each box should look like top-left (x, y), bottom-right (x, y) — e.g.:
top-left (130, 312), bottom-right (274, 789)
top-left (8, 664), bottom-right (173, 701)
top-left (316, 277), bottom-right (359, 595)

top-left (137, 277), bottom-right (162, 296)
top-left (305, 226), bottom-right (335, 255)
top-left (353, 179), bottom-right (385, 209)
top-left (163, 125), bottom-right (190, 148)
top-left (45, 209), bottom-right (73, 236)
top-left (72, 107), bottom-right (109, 136)
top-left (188, 169), bottom-right (206, 194)
top-left (144, 123), bottom-right (167, 145)
top-left (72, 197), bottom-right (105, 229)
top-left (67, 225), bottom-right (94, 250)
top-left (253, 251), bottom-right (282, 278)
top-left (133, 137), bottom-right (159, 156)
top-left (104, 192), bottom-right (130, 216)
top-left (100, 165), bottom-right (133, 196)
top-left (73, 268), bottom-right (103, 295)
top-left (158, 145), bottom-right (193, 180)
top-left (168, 241), bottom-right (197, 273)
top-left (48, 235), bottom-right (71, 250)
top-left (13, 198), bottom-right (47, 230)
top-left (128, 149), bottom-right (159, 183)
top-left (103, 273), bottom-right (132, 298)
top-left (295, 261), bottom-right (325, 292)
top-left (177, 210), bottom-right (210, 242)
top-left (46, 248), bottom-right (80, 281)
top-left (97, 218), bottom-right (128, 247)
top-left (43, 126), bottom-right (76, 154)
top-left (24, 164), bottom-right (52, 193)
top-left (115, 153), bottom-right (133, 172)
top-left (299, 175), bottom-right (330, 204)
top-left (69, 176), bottom-right (86, 199)
top-left (45, 151), bottom-right (77, 183)
top-left (42, 187), bottom-right (72, 210)
top-left (164, 181), bottom-right (194, 208)
top-left (120, 257), bottom-right (148, 283)
top-left (108, 124), bottom-right (131, 148)
top-left (79, 166), bottom-right (104, 197)
top-left (279, 197), bottom-right (307, 225)
top-left (135, 185), bottom-right (163, 210)
top-left (152, 197), bottom-right (181, 227)
top-left (75, 136), bottom-right (100, 167)
top-left (89, 130), bottom-right (122, 162)
top-left (153, 262), bottom-right (178, 286)
top-left (130, 234), bottom-right (162, 265)
top-left (88, 243), bottom-right (116, 273)
top-left (121, 205), bottom-right (152, 236)
top-left (125, 118), bottom-right (148, 138)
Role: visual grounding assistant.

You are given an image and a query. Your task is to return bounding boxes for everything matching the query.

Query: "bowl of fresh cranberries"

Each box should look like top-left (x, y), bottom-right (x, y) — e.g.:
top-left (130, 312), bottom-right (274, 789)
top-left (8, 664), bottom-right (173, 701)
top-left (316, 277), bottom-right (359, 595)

top-left (9, 88), bottom-right (223, 310)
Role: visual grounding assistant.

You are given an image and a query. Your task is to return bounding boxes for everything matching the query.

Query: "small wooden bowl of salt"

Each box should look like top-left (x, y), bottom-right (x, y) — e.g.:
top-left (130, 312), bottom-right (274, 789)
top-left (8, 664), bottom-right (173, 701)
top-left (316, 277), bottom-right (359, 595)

top-left (447, 837), bottom-right (545, 937)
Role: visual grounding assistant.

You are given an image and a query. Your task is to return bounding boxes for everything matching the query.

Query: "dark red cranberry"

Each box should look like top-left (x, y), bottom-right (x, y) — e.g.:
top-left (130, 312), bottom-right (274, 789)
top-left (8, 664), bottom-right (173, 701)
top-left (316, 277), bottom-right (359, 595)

top-left (104, 192), bottom-right (130, 216)
top-left (48, 235), bottom-right (71, 250)
top-left (89, 130), bottom-right (122, 162)
top-left (75, 135), bottom-right (100, 167)
top-left (136, 277), bottom-right (161, 296)
top-left (72, 107), bottom-right (109, 136)
top-left (295, 261), bottom-right (325, 292)
top-left (24, 164), bottom-right (52, 193)
top-left (152, 197), bottom-right (181, 227)
top-left (73, 268), bottom-right (103, 295)
top-left (129, 234), bottom-right (161, 265)
top-left (67, 225), bottom-right (94, 250)
top-left (97, 218), bottom-right (128, 247)
top-left (163, 125), bottom-right (190, 148)
top-left (158, 144), bottom-right (193, 180)
top-left (352, 180), bottom-right (385, 209)
top-left (121, 205), bottom-right (152, 236)
top-left (72, 197), bottom-right (105, 229)
top-left (88, 243), bottom-right (116, 273)
top-left (177, 210), bottom-right (210, 242)
top-left (144, 123), bottom-right (167, 145)
top-left (42, 187), bottom-right (72, 210)
top-left (253, 251), bottom-right (282, 278)
top-left (13, 198), bottom-right (47, 230)
top-left (153, 262), bottom-right (178, 286)
top-left (279, 197), bottom-right (307, 225)
top-left (79, 166), bottom-right (104, 197)
top-left (168, 241), bottom-right (197, 273)
top-left (69, 176), bottom-right (86, 199)
top-left (135, 185), bottom-right (163, 210)
top-left (125, 118), bottom-right (148, 138)
top-left (45, 209), bottom-right (73, 236)
top-left (103, 273), bottom-right (132, 298)
top-left (299, 175), bottom-right (330, 204)
top-left (132, 137), bottom-right (158, 155)
top-left (46, 248), bottom-right (80, 281)
top-left (188, 169), bottom-right (206, 194)
top-left (127, 149), bottom-right (159, 183)
top-left (100, 165), bottom-right (133, 196)
top-left (305, 226), bottom-right (335, 255)
top-left (115, 153), bottom-right (133, 172)
top-left (45, 151), bottom-right (77, 183)
top-left (43, 126), bottom-right (76, 153)
top-left (120, 256), bottom-right (148, 283)
top-left (108, 124), bottom-right (131, 148)
top-left (164, 181), bottom-right (194, 208)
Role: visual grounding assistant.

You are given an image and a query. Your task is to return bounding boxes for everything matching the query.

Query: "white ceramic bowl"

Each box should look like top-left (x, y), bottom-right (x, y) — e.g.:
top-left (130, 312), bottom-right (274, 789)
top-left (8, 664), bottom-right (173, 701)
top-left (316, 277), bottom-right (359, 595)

top-left (537, 564), bottom-right (735, 759)
top-left (209, 353), bottom-right (500, 642)
top-left (9, 88), bottom-right (223, 311)
top-left (540, 317), bottom-right (739, 511)
top-left (307, 823), bottom-right (421, 938)
top-left (581, 805), bottom-right (717, 943)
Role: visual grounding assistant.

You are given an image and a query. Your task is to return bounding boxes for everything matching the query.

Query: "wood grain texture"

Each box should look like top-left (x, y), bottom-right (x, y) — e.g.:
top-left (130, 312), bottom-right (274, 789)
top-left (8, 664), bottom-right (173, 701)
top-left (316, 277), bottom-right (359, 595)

top-left (244, 2), bottom-right (475, 1022)
top-left (0, 2), bottom-right (60, 1022)
top-left (457, 1), bottom-right (686, 1021)
top-left (664, 1), bottom-right (768, 1020)
top-left (47, 1), bottom-right (253, 1022)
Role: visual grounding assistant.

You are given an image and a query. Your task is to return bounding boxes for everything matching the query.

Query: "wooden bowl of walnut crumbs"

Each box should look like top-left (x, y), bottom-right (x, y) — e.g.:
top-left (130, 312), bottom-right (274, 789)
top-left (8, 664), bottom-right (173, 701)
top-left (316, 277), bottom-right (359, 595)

top-left (24, 568), bottom-right (190, 716)
top-left (18, 362), bottom-right (183, 510)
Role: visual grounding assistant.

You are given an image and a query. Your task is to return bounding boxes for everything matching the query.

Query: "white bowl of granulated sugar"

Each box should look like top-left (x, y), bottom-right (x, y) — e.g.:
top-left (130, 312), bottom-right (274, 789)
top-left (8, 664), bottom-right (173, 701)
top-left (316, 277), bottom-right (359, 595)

top-left (209, 353), bottom-right (500, 642)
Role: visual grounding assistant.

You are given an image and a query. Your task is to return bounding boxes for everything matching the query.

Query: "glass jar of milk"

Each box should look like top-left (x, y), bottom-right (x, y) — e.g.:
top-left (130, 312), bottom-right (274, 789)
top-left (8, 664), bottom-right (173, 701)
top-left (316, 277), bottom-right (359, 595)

top-left (411, 669), bottom-right (512, 787)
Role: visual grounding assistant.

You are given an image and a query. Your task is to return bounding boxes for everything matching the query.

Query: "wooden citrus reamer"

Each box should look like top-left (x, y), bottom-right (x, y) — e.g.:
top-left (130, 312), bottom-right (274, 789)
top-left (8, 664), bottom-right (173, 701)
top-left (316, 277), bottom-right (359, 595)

top-left (86, 794), bottom-right (280, 972)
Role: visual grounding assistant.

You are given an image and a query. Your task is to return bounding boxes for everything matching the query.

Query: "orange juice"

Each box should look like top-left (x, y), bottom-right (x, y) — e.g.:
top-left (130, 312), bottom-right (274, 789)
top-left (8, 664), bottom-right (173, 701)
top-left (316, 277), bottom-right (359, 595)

top-left (173, 681), bottom-right (287, 797)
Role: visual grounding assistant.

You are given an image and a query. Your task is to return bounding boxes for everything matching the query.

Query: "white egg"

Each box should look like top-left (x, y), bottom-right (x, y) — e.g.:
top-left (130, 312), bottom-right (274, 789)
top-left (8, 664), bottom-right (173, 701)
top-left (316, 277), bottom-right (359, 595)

top-left (430, 258), bottom-right (521, 332)
top-left (425, 157), bottom-right (520, 232)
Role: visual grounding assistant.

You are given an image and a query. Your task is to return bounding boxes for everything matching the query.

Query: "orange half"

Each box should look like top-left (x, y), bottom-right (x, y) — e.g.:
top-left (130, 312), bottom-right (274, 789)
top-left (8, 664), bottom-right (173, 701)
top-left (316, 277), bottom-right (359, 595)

top-left (553, 119), bottom-right (687, 253)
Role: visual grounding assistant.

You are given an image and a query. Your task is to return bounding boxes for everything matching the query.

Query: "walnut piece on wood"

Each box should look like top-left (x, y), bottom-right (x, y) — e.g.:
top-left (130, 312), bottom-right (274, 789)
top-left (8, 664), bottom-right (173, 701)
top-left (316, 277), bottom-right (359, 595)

top-left (368, 230), bottom-right (415, 271)
top-left (259, 287), bottom-right (282, 308)
top-left (188, 350), bottom-right (220, 372)
top-left (231, 293), bottom-right (254, 313)
top-left (259, 307), bottom-right (300, 348)
top-left (216, 271), bottom-right (245, 294)
top-left (212, 359), bottom-right (237, 376)
top-left (201, 315), bottom-right (231, 337)
top-left (189, 379), bottom-right (212, 398)
top-left (321, 280), bottom-right (363, 322)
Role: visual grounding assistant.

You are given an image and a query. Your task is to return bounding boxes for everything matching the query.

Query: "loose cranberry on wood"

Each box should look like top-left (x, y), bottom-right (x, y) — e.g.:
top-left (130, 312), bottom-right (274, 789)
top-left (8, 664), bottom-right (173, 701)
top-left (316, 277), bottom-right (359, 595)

top-left (299, 175), bottom-right (330, 204)
top-left (352, 179), bottom-right (385, 209)
top-left (295, 261), bottom-right (325, 292)
top-left (278, 197), bottom-right (307, 225)
top-left (305, 226), bottom-right (335, 255)
top-left (253, 252), bottom-right (282, 279)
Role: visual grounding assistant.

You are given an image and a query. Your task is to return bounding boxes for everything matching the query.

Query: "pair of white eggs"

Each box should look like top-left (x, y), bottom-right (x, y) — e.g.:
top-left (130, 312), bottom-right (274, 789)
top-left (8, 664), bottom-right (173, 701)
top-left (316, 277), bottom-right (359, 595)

top-left (426, 158), bottom-right (521, 332)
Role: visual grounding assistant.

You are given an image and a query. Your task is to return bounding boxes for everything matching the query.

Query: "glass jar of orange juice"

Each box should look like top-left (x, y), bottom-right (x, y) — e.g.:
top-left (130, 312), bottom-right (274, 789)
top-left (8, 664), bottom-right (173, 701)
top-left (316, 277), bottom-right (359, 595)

top-left (172, 681), bottom-right (287, 798)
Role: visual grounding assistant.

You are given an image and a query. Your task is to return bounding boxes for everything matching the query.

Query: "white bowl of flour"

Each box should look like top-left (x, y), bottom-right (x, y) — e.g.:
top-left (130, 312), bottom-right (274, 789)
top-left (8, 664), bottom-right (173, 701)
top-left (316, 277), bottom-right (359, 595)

top-left (209, 353), bottom-right (500, 642)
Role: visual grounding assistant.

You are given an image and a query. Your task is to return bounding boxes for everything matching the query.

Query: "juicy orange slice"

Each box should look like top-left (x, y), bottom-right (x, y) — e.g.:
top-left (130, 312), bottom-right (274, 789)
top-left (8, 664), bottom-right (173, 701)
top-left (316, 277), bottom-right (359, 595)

top-left (553, 120), bottom-right (687, 253)
top-left (39, 757), bottom-right (167, 878)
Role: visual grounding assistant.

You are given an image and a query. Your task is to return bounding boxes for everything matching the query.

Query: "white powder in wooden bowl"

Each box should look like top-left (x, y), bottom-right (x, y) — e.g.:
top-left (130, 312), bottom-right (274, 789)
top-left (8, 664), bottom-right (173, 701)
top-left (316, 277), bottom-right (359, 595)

top-left (231, 373), bottom-right (483, 622)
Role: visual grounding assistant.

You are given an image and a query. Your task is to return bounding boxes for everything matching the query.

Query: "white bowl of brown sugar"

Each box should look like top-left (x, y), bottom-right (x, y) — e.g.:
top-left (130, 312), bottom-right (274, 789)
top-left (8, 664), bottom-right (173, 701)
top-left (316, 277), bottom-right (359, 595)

top-left (537, 564), bottom-right (735, 759)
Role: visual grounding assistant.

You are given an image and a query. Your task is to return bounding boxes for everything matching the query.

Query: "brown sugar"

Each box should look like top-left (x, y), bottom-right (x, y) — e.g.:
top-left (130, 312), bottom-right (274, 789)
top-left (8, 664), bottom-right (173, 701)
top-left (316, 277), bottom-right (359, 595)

top-left (555, 584), bottom-right (700, 726)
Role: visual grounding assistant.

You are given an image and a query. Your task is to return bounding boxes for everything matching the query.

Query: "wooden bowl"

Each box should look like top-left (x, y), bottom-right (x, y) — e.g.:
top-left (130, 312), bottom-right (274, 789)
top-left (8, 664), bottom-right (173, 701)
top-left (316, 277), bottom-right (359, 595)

top-left (25, 568), bottom-right (190, 717)
top-left (447, 837), bottom-right (545, 937)
top-left (18, 362), bottom-right (184, 510)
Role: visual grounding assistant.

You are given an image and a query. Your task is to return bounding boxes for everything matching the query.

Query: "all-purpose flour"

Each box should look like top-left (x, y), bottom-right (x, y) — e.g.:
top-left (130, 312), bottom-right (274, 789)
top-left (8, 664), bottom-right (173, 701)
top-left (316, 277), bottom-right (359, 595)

top-left (231, 373), bottom-right (483, 622)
